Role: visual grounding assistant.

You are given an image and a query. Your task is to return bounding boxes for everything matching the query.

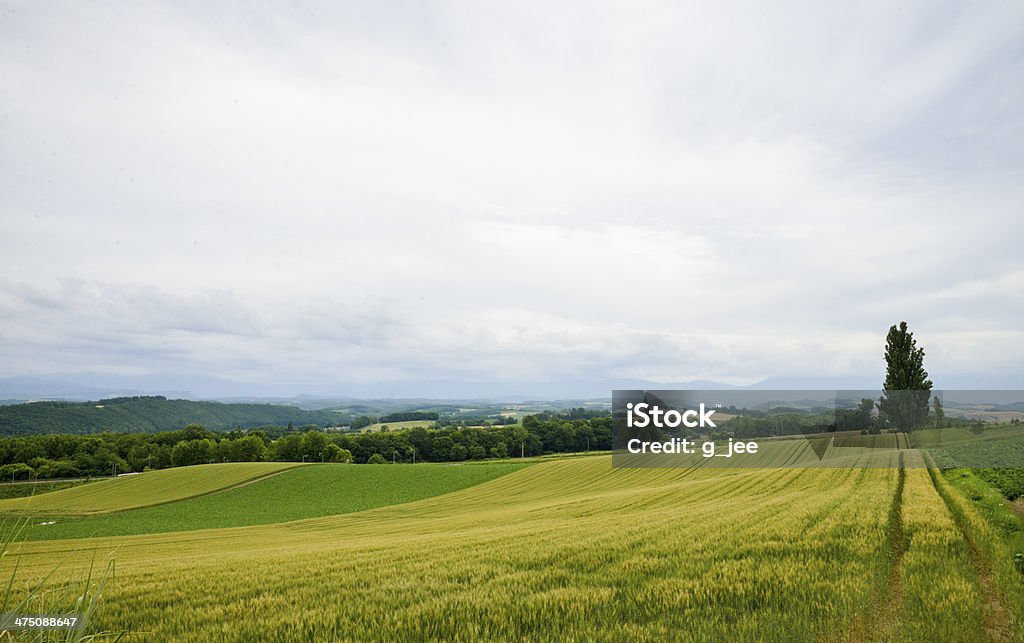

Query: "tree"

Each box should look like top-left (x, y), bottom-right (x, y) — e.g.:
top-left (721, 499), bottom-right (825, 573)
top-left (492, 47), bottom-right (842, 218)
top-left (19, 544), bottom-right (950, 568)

top-left (877, 321), bottom-right (933, 430)
top-left (432, 436), bottom-right (454, 461)
top-left (367, 453), bottom-right (387, 464)
top-left (0, 462), bottom-right (34, 481)
top-left (270, 434), bottom-right (303, 461)
top-left (350, 416), bottom-right (375, 431)
top-left (170, 439), bottom-right (214, 467)
top-left (323, 443), bottom-right (352, 463)
top-left (838, 398), bottom-right (876, 431)
top-left (300, 431), bottom-right (327, 460)
top-left (858, 398), bottom-right (876, 429)
top-left (933, 396), bottom-right (946, 428)
top-left (233, 435), bottom-right (267, 462)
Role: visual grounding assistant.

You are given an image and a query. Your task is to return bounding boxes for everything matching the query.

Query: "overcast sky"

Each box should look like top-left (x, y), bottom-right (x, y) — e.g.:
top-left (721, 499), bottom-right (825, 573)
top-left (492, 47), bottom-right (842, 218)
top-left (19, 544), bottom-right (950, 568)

top-left (2, 1), bottom-right (1023, 397)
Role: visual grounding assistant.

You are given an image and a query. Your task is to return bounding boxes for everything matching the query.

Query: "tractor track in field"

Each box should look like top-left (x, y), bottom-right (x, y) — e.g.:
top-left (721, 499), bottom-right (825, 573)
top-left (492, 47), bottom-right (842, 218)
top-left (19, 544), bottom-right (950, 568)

top-left (925, 464), bottom-right (1013, 641)
top-left (876, 453), bottom-right (907, 640)
top-left (848, 454), bottom-right (905, 642)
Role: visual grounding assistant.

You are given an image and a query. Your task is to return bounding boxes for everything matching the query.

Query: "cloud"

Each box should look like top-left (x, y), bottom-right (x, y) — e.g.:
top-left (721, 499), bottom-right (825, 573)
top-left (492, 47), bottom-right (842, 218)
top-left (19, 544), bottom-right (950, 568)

top-left (1, 1), bottom-right (1022, 395)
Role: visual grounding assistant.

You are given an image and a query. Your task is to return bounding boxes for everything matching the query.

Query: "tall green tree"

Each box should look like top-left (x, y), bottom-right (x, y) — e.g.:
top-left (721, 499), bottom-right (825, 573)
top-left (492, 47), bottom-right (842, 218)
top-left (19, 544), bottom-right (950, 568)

top-left (932, 396), bottom-right (946, 428)
top-left (877, 321), bottom-right (933, 430)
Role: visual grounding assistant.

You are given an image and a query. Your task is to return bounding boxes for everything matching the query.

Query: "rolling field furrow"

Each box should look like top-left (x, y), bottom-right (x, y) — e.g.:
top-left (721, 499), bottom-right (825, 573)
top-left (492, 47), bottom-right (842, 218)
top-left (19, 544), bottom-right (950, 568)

top-left (17, 462), bottom-right (529, 540)
top-left (5, 454), bottom-right (1019, 640)
top-left (4, 458), bottom-right (906, 640)
top-left (0, 462), bottom-right (306, 515)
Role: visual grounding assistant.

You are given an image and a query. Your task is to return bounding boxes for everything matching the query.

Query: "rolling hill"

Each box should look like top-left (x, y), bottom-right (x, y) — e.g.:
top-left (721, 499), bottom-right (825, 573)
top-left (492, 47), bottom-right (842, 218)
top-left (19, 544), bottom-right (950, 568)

top-left (0, 462), bottom-right (304, 515)
top-left (0, 396), bottom-right (343, 435)
top-left (5, 451), bottom-right (1023, 640)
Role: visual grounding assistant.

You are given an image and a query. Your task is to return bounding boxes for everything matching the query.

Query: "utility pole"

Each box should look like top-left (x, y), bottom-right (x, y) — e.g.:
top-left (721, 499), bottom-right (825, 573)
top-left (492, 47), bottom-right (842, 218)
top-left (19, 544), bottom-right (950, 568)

top-left (521, 442), bottom-right (525, 458)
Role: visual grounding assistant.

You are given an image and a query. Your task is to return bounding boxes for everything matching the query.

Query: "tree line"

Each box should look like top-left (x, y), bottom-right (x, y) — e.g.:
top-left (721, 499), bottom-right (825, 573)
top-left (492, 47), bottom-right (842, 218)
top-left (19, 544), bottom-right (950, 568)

top-left (0, 413), bottom-right (613, 480)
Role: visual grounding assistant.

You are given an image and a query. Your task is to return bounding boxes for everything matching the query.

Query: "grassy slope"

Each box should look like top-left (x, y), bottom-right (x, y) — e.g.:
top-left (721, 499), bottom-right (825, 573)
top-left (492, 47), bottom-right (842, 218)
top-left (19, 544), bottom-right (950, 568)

top-left (0, 479), bottom-right (95, 500)
top-left (0, 462), bottom-right (304, 515)
top-left (943, 468), bottom-right (1024, 560)
top-left (361, 419), bottom-right (435, 432)
top-left (5, 452), bottom-right (1022, 640)
top-left (22, 462), bottom-right (529, 540)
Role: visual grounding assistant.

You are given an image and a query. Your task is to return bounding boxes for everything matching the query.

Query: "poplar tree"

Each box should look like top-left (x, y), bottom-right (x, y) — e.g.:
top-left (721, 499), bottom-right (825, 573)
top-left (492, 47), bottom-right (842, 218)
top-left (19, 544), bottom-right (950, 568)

top-left (878, 321), bottom-right (933, 430)
top-left (933, 396), bottom-right (946, 428)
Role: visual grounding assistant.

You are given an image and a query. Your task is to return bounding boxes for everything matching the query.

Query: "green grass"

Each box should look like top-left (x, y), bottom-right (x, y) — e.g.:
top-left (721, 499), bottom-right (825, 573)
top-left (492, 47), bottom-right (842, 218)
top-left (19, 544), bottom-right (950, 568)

top-left (0, 462), bottom-right (304, 515)
top-left (1, 514), bottom-right (119, 642)
top-left (943, 468), bottom-right (1024, 552)
top-left (20, 461), bottom-right (530, 540)
top-left (0, 479), bottom-right (96, 500)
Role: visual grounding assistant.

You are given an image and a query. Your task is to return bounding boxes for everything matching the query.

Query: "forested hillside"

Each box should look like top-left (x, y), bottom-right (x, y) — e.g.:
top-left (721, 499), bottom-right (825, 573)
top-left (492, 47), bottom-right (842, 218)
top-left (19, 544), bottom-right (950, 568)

top-left (0, 396), bottom-right (341, 436)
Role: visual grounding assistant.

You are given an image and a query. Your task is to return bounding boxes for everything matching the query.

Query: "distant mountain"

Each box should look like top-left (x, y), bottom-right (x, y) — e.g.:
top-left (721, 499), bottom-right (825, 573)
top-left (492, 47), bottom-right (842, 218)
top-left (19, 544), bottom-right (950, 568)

top-left (1, 372), bottom-right (1020, 406)
top-left (0, 375), bottom-right (740, 403)
top-left (0, 396), bottom-right (342, 436)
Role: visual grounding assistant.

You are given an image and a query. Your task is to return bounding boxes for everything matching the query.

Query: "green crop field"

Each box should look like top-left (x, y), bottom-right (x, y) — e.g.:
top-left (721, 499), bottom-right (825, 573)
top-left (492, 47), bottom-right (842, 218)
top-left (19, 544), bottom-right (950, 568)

top-left (4, 449), bottom-right (1023, 641)
top-left (17, 461), bottom-right (529, 540)
top-left (0, 462), bottom-right (304, 515)
top-left (911, 425), bottom-right (1024, 449)
top-left (929, 436), bottom-right (1024, 470)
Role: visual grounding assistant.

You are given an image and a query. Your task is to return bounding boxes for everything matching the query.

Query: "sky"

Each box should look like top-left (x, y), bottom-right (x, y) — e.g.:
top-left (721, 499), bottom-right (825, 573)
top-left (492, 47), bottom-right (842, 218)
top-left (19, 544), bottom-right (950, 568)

top-left (1, 1), bottom-right (1023, 398)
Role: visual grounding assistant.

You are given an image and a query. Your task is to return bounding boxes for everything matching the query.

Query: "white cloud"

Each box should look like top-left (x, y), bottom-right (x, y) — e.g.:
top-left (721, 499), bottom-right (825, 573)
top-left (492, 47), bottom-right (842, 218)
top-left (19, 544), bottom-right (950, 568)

top-left (1, 1), bottom-right (1022, 395)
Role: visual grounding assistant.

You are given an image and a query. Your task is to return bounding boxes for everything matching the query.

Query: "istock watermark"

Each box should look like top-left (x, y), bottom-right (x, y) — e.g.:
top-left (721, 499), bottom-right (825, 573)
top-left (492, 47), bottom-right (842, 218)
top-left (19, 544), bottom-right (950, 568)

top-left (612, 390), bottom-right (1024, 469)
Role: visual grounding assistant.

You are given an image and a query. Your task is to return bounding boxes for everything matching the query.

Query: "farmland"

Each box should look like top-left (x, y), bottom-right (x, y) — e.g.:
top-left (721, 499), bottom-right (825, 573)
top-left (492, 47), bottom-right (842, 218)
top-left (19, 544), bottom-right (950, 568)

top-left (0, 479), bottom-right (94, 500)
top-left (360, 419), bottom-right (436, 433)
top-left (14, 461), bottom-right (528, 540)
top-left (3, 447), bottom-right (1023, 640)
top-left (0, 462), bottom-right (303, 515)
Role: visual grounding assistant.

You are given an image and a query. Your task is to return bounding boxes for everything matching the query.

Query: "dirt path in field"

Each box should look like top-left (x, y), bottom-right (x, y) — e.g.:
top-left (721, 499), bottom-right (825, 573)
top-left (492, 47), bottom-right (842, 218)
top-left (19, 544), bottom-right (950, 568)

top-left (926, 466), bottom-right (1013, 641)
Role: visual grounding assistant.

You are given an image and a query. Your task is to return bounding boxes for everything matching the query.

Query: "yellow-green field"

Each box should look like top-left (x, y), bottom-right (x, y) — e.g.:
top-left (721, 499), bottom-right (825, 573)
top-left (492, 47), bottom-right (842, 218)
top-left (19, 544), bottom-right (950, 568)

top-left (361, 419), bottom-right (435, 432)
top-left (3, 450), bottom-right (1023, 641)
top-left (0, 462), bottom-right (304, 515)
